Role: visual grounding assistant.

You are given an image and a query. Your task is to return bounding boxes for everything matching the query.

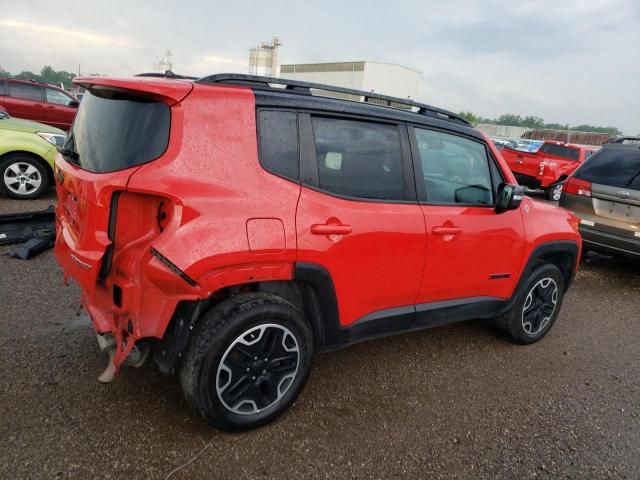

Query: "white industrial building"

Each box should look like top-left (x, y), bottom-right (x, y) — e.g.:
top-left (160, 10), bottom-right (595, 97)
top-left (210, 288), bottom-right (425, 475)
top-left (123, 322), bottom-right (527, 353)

top-left (279, 61), bottom-right (422, 103)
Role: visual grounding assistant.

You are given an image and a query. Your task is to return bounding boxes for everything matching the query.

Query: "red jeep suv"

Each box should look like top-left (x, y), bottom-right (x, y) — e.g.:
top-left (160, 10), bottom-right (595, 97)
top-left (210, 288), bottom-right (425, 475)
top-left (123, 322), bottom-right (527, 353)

top-left (0, 77), bottom-right (79, 131)
top-left (54, 74), bottom-right (581, 431)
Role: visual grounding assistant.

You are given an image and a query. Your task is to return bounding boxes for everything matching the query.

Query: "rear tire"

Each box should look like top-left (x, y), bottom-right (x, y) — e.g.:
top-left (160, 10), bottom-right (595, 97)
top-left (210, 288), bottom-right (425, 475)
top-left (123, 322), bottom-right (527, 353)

top-left (0, 154), bottom-right (50, 199)
top-left (495, 264), bottom-right (565, 345)
top-left (179, 293), bottom-right (314, 431)
top-left (546, 183), bottom-right (563, 201)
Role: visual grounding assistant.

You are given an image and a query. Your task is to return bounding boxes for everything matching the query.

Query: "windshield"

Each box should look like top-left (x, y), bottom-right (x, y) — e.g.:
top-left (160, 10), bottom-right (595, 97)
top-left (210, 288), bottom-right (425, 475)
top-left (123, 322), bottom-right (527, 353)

top-left (62, 89), bottom-right (170, 173)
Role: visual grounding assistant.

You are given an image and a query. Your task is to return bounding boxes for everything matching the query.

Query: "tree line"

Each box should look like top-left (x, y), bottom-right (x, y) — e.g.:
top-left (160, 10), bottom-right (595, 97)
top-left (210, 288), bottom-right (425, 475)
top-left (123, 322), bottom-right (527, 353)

top-left (458, 111), bottom-right (621, 135)
top-left (0, 65), bottom-right (77, 90)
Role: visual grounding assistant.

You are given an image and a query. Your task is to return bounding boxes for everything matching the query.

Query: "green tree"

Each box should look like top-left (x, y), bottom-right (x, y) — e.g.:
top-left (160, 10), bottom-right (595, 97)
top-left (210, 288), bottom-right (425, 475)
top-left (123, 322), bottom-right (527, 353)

top-left (569, 124), bottom-right (621, 135)
top-left (458, 111), bottom-right (479, 124)
top-left (14, 70), bottom-right (39, 81)
top-left (39, 66), bottom-right (76, 89)
top-left (523, 116), bottom-right (544, 128)
top-left (543, 123), bottom-right (569, 130)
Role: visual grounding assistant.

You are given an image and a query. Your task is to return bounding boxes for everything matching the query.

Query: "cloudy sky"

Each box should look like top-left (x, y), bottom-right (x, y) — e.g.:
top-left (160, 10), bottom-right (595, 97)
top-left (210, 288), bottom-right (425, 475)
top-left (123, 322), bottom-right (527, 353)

top-left (1, 0), bottom-right (638, 133)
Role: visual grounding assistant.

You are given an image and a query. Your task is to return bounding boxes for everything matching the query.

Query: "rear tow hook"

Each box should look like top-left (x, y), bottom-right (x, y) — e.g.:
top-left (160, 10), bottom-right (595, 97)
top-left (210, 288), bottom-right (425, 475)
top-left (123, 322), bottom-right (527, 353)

top-left (95, 333), bottom-right (150, 383)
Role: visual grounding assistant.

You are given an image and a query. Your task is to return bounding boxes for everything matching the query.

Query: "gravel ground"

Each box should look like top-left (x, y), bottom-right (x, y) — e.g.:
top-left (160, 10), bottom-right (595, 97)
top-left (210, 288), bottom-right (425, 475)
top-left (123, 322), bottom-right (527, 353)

top-left (1, 189), bottom-right (639, 479)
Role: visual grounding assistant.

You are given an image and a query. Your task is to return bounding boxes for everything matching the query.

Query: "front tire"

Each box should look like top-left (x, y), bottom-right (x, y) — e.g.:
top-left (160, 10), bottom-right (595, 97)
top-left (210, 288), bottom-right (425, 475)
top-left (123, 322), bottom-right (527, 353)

top-left (495, 264), bottom-right (565, 345)
top-left (0, 154), bottom-right (50, 199)
top-left (179, 293), bottom-right (314, 431)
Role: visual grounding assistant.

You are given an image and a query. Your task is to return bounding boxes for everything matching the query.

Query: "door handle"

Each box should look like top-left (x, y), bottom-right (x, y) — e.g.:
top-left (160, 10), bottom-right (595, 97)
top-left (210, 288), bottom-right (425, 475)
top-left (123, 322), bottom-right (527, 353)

top-left (310, 223), bottom-right (352, 235)
top-left (516, 160), bottom-right (523, 164)
top-left (432, 226), bottom-right (462, 235)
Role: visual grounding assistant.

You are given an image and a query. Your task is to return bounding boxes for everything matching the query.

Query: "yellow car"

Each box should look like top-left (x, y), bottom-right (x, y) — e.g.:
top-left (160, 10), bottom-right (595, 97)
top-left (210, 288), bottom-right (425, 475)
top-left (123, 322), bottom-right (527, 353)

top-left (0, 107), bottom-right (65, 199)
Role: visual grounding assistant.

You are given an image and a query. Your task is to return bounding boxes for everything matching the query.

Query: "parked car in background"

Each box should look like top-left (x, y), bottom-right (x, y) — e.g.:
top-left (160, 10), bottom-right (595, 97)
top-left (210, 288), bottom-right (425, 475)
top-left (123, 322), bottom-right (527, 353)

top-left (491, 138), bottom-right (518, 150)
top-left (560, 144), bottom-right (640, 259)
top-left (502, 141), bottom-right (596, 200)
top-left (514, 139), bottom-right (543, 152)
top-left (0, 107), bottom-right (65, 199)
top-left (0, 77), bottom-right (79, 131)
top-left (54, 73), bottom-right (581, 431)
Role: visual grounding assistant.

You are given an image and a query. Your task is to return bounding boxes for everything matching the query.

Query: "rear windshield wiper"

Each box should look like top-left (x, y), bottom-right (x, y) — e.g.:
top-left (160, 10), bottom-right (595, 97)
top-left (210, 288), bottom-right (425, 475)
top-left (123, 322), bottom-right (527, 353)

top-left (626, 167), bottom-right (640, 187)
top-left (56, 146), bottom-right (80, 162)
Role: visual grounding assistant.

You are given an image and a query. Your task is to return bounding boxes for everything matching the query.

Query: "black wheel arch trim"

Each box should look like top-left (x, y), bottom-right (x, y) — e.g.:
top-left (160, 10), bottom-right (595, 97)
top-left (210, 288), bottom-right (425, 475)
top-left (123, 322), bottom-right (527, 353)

top-left (511, 241), bottom-right (579, 298)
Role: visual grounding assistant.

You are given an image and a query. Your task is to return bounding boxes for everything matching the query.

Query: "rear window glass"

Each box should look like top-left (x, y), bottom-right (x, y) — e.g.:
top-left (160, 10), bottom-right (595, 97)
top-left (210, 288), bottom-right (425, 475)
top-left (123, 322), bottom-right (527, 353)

top-left (574, 147), bottom-right (640, 189)
top-left (64, 89), bottom-right (170, 173)
top-left (539, 143), bottom-right (579, 161)
top-left (9, 83), bottom-right (42, 101)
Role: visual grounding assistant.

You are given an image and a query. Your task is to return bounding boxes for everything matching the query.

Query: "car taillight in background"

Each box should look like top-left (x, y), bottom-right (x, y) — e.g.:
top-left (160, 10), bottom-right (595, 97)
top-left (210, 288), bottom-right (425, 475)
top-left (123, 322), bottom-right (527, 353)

top-left (564, 178), bottom-right (592, 197)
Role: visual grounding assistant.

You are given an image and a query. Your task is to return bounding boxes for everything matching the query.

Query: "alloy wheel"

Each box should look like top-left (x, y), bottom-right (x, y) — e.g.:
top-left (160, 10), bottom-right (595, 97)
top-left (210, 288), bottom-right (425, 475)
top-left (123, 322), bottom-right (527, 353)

top-left (216, 323), bottom-right (300, 415)
top-left (3, 161), bottom-right (42, 196)
top-left (522, 277), bottom-right (558, 335)
top-left (551, 184), bottom-right (563, 201)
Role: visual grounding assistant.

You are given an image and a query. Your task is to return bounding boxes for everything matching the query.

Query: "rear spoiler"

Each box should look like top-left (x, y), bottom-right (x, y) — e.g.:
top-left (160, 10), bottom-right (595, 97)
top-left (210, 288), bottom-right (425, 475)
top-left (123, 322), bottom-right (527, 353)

top-left (72, 76), bottom-right (194, 105)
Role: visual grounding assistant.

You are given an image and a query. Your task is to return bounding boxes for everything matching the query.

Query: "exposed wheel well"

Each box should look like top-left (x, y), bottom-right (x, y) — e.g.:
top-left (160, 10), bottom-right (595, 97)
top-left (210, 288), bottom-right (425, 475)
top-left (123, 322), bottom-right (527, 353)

top-left (535, 251), bottom-right (575, 288)
top-left (0, 150), bottom-right (54, 186)
top-left (154, 279), bottom-right (327, 375)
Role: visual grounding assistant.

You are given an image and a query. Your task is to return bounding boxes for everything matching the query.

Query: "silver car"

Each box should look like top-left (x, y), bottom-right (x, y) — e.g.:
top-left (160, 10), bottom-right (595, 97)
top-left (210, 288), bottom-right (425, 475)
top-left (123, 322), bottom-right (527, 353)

top-left (560, 144), bottom-right (640, 259)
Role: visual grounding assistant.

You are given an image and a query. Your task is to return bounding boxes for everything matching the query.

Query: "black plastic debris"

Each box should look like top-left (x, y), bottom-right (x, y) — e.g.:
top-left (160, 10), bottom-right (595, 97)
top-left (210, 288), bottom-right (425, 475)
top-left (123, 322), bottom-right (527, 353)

top-left (0, 206), bottom-right (56, 259)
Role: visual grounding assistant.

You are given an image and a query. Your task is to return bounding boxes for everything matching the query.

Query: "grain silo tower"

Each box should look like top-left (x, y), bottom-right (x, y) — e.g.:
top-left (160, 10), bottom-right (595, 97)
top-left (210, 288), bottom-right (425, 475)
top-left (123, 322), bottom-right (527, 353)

top-left (153, 50), bottom-right (173, 73)
top-left (249, 37), bottom-right (282, 76)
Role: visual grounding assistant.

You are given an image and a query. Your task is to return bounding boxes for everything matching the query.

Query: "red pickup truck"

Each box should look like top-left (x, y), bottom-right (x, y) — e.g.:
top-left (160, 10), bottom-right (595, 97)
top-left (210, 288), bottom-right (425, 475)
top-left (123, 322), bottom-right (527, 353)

top-left (502, 141), bottom-right (596, 200)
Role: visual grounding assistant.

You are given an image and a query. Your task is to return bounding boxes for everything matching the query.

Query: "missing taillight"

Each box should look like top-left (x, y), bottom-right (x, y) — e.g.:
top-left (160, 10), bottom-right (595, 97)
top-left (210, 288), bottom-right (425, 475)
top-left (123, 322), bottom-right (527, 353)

top-left (157, 201), bottom-right (171, 232)
top-left (113, 284), bottom-right (123, 308)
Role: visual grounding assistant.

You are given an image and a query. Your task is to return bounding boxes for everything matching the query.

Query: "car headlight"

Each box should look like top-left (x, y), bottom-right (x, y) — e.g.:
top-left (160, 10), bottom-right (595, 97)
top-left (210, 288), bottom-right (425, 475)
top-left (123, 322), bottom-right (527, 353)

top-left (36, 132), bottom-right (67, 148)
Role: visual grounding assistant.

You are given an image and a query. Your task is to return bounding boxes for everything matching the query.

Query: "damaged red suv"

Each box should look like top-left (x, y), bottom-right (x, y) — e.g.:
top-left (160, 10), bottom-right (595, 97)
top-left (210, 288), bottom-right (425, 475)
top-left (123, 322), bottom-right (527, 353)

top-left (54, 74), bottom-right (581, 431)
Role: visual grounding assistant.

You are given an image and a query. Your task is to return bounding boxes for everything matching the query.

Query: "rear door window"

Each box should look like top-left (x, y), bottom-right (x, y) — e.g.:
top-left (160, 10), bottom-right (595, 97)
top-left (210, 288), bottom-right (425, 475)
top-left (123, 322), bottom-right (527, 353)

top-left (310, 116), bottom-right (405, 201)
top-left (0, 80), bottom-right (6, 95)
top-left (413, 127), bottom-right (496, 205)
top-left (575, 147), bottom-right (640, 189)
top-left (257, 110), bottom-right (299, 181)
top-left (63, 89), bottom-right (170, 173)
top-left (9, 82), bottom-right (42, 101)
top-left (539, 143), bottom-right (579, 161)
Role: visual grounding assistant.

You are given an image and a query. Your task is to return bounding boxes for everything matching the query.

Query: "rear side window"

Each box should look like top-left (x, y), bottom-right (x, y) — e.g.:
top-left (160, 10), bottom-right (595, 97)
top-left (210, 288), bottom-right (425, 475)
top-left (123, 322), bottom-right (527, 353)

top-left (414, 128), bottom-right (496, 205)
top-left (64, 89), bottom-right (170, 173)
top-left (539, 143), bottom-right (579, 161)
top-left (9, 83), bottom-right (42, 101)
top-left (257, 110), bottom-right (299, 180)
top-left (46, 88), bottom-right (75, 106)
top-left (310, 117), bottom-right (405, 201)
top-left (575, 147), bottom-right (640, 189)
top-left (0, 80), bottom-right (6, 95)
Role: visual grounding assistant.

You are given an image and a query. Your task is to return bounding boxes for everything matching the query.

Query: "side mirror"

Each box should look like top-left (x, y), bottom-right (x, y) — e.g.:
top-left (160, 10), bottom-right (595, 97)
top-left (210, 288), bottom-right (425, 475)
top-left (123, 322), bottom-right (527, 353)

top-left (69, 100), bottom-right (79, 108)
top-left (495, 183), bottom-right (524, 213)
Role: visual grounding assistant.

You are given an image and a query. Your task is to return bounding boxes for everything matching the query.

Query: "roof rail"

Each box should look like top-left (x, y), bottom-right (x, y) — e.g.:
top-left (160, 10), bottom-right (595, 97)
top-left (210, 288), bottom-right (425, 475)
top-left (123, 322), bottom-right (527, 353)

top-left (136, 71), bottom-right (198, 80)
top-left (196, 73), bottom-right (470, 125)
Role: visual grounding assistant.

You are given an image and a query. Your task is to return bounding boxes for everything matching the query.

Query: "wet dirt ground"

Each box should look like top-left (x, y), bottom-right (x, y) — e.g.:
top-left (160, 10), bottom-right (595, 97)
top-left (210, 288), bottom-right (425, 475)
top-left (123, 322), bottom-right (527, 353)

top-left (1, 189), bottom-right (639, 479)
